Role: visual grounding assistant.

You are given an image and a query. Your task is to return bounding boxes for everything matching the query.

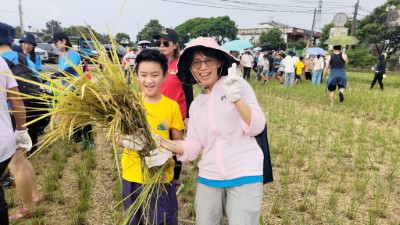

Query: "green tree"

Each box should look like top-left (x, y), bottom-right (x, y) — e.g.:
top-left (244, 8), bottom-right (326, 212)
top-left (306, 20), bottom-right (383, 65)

top-left (288, 39), bottom-right (307, 49)
top-left (41, 20), bottom-right (62, 42)
top-left (61, 25), bottom-right (108, 43)
top-left (258, 28), bottom-right (285, 50)
top-left (175, 16), bottom-right (238, 45)
top-left (136, 20), bottom-right (164, 43)
top-left (318, 23), bottom-right (334, 49)
top-left (115, 32), bottom-right (131, 45)
top-left (357, 0), bottom-right (400, 53)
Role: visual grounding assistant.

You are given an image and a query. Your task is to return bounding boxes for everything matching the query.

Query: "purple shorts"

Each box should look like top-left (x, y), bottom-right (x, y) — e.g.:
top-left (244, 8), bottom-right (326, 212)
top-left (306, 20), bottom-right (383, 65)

top-left (122, 179), bottom-right (178, 225)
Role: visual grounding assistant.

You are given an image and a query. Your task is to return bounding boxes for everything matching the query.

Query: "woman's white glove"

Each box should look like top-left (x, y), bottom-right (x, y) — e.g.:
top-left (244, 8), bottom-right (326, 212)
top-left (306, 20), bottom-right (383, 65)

top-left (15, 129), bottom-right (32, 151)
top-left (383, 74), bottom-right (386, 79)
top-left (122, 134), bottom-right (145, 151)
top-left (223, 63), bottom-right (242, 102)
top-left (144, 148), bottom-right (173, 168)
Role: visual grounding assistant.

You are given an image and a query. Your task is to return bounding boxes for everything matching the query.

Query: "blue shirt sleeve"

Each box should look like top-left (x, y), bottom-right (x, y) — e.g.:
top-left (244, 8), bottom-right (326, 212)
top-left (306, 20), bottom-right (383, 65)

top-left (26, 56), bottom-right (41, 80)
top-left (34, 54), bottom-right (42, 71)
top-left (58, 50), bottom-right (81, 76)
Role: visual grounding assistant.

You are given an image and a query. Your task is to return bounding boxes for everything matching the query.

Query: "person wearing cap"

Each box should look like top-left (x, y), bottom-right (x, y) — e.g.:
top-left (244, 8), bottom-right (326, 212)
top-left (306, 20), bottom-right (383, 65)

top-left (323, 45), bottom-right (348, 104)
top-left (153, 28), bottom-right (193, 190)
top-left (0, 22), bottom-right (36, 221)
top-left (19, 33), bottom-right (41, 71)
top-left (159, 37), bottom-right (266, 224)
top-left (51, 31), bottom-right (81, 81)
top-left (51, 31), bottom-right (94, 147)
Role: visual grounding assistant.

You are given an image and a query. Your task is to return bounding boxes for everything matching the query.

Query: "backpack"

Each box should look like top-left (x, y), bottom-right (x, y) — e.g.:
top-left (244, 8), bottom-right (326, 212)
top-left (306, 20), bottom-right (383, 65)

top-left (3, 53), bottom-right (42, 96)
top-left (255, 124), bottom-right (274, 184)
top-left (308, 61), bottom-right (314, 70)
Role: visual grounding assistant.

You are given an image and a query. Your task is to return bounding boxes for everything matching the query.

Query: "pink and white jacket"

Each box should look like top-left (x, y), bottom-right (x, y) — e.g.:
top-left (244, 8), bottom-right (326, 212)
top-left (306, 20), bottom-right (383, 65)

top-left (178, 76), bottom-right (266, 181)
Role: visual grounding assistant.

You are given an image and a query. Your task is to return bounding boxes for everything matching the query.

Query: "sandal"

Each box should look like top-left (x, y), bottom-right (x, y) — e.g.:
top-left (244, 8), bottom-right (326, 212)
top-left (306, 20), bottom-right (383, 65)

top-left (9, 205), bottom-right (33, 220)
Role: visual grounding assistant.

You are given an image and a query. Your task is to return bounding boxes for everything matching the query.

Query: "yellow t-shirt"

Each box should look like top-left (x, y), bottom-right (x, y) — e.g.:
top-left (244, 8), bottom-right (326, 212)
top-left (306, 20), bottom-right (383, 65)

top-left (295, 61), bottom-right (305, 75)
top-left (121, 95), bottom-right (185, 184)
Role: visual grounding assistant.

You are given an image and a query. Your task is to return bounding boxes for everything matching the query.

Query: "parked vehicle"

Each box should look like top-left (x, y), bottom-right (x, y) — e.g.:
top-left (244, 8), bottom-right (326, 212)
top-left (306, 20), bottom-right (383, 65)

top-left (103, 44), bottom-right (126, 62)
top-left (37, 43), bottom-right (60, 64)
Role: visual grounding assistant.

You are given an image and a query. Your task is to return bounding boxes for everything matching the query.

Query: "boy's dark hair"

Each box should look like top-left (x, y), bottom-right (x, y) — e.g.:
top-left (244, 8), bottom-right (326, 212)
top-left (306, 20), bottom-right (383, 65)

top-left (299, 56), bottom-right (304, 60)
top-left (135, 49), bottom-right (168, 75)
top-left (333, 45), bottom-right (341, 50)
top-left (263, 54), bottom-right (268, 58)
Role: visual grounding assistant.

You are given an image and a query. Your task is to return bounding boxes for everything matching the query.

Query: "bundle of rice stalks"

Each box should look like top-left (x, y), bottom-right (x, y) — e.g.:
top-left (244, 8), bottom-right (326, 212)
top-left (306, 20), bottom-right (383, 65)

top-left (1, 28), bottom-right (169, 224)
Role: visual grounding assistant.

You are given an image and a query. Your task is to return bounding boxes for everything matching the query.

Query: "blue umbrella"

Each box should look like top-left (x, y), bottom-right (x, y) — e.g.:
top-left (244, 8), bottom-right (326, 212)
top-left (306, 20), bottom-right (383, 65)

top-left (306, 47), bottom-right (325, 55)
top-left (221, 40), bottom-right (253, 52)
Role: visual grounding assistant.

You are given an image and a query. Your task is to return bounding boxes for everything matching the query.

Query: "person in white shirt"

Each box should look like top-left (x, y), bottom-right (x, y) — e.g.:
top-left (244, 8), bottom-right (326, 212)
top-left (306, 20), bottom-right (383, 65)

top-left (240, 51), bottom-right (253, 80)
top-left (283, 51), bottom-right (296, 87)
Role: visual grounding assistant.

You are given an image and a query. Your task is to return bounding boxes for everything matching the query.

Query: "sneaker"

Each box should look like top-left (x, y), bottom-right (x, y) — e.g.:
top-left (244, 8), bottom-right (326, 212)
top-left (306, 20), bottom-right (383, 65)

top-left (176, 183), bottom-right (184, 195)
top-left (339, 92), bottom-right (344, 102)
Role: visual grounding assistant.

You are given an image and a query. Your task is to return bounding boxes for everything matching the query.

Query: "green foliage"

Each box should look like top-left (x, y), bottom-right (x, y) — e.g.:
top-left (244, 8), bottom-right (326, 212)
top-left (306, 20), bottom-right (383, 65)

top-left (258, 28), bottom-right (285, 50)
top-left (115, 32), bottom-right (131, 45)
top-left (346, 48), bottom-right (377, 68)
top-left (318, 23), bottom-right (334, 49)
top-left (288, 39), bottom-right (307, 49)
top-left (175, 16), bottom-right (238, 45)
top-left (136, 19), bottom-right (164, 44)
top-left (41, 20), bottom-right (63, 42)
top-left (357, 0), bottom-right (400, 53)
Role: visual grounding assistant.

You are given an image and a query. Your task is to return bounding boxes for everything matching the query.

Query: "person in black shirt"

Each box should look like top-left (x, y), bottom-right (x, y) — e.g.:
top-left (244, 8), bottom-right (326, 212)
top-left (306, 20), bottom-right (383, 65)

top-left (370, 54), bottom-right (386, 90)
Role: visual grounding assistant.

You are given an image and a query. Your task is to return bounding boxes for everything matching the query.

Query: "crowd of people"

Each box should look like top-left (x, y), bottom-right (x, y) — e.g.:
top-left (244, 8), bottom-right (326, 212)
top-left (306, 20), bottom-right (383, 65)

top-left (0, 19), bottom-right (390, 224)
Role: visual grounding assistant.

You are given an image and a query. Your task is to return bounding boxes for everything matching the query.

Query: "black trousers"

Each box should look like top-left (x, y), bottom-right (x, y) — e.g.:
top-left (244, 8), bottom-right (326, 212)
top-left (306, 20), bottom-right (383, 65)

top-left (371, 73), bottom-right (383, 90)
top-left (243, 67), bottom-right (251, 80)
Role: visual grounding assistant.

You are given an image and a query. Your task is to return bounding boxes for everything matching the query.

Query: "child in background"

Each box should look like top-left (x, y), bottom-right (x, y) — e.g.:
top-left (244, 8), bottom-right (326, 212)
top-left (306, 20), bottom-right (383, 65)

top-left (261, 54), bottom-right (269, 83)
top-left (295, 56), bottom-right (305, 84)
top-left (120, 49), bottom-right (184, 225)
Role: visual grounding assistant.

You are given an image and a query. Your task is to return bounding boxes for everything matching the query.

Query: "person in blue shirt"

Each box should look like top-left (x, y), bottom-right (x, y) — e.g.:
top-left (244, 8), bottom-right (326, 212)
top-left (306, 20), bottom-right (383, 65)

top-left (51, 31), bottom-right (81, 84)
top-left (20, 33), bottom-right (42, 71)
top-left (51, 31), bottom-right (94, 148)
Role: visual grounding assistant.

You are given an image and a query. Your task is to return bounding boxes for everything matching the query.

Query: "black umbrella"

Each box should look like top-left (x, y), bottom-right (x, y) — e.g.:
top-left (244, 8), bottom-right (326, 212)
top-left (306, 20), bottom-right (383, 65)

top-left (260, 42), bottom-right (272, 47)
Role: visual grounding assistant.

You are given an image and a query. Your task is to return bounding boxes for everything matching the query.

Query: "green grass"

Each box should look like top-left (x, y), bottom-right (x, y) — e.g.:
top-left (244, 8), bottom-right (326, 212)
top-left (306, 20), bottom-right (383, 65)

top-left (6, 71), bottom-right (400, 224)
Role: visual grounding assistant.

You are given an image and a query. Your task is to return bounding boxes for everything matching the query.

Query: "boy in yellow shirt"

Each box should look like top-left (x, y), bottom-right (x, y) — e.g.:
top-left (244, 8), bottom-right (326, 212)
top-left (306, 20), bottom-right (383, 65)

top-left (121, 50), bottom-right (184, 225)
top-left (295, 56), bottom-right (305, 84)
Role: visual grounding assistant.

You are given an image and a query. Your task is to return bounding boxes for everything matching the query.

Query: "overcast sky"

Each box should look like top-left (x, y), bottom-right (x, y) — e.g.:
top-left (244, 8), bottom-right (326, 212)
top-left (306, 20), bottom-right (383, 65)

top-left (2, 0), bottom-right (387, 41)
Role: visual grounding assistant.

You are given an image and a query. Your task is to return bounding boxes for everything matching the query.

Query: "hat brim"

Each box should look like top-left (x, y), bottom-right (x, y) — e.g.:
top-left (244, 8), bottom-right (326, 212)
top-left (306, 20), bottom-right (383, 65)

top-left (152, 34), bottom-right (176, 42)
top-left (19, 39), bottom-right (37, 46)
top-left (177, 46), bottom-right (240, 85)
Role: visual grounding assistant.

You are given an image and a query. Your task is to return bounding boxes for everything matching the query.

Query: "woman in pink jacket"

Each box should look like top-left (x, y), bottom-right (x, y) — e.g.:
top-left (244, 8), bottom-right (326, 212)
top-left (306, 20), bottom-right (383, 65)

top-left (159, 37), bottom-right (266, 225)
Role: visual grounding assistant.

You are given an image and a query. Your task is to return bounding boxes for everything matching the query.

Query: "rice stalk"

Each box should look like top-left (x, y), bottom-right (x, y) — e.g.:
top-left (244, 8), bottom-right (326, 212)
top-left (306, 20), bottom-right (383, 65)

top-left (2, 26), bottom-right (171, 224)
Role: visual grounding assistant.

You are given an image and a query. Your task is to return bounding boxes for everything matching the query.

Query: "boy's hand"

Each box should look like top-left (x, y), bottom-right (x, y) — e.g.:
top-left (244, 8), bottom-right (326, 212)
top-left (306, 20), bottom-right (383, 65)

top-left (122, 134), bottom-right (145, 151)
top-left (144, 148), bottom-right (173, 168)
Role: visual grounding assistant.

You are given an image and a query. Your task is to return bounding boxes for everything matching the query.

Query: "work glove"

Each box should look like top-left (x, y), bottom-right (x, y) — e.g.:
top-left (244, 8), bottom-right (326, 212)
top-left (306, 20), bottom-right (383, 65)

top-left (15, 129), bottom-right (32, 151)
top-left (223, 63), bottom-right (242, 103)
top-left (383, 74), bottom-right (386, 79)
top-left (122, 134), bottom-right (146, 151)
top-left (144, 148), bottom-right (173, 168)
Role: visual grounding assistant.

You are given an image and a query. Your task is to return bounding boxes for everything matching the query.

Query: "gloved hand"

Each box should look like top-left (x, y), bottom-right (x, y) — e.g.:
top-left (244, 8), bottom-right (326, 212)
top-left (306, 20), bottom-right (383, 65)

top-left (371, 67), bottom-right (375, 71)
top-left (144, 148), bottom-right (173, 168)
top-left (223, 63), bottom-right (242, 102)
top-left (383, 74), bottom-right (386, 79)
top-left (122, 134), bottom-right (146, 151)
top-left (15, 129), bottom-right (32, 151)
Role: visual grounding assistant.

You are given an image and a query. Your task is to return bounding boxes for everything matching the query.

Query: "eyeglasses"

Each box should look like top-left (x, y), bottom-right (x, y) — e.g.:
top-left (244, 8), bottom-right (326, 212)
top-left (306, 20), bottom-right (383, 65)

top-left (191, 58), bottom-right (217, 69)
top-left (155, 40), bottom-right (170, 47)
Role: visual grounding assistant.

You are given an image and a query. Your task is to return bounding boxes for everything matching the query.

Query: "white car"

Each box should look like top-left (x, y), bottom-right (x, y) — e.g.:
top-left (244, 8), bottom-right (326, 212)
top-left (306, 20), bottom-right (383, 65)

top-left (34, 47), bottom-right (49, 62)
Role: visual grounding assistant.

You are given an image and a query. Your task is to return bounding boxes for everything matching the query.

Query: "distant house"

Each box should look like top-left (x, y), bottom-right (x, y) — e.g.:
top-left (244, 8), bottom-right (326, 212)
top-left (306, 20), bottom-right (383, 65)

top-left (237, 21), bottom-right (321, 46)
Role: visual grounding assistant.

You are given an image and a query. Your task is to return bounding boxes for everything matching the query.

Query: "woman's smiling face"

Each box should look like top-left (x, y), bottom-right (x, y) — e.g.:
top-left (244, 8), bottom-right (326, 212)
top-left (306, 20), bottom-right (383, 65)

top-left (190, 51), bottom-right (221, 91)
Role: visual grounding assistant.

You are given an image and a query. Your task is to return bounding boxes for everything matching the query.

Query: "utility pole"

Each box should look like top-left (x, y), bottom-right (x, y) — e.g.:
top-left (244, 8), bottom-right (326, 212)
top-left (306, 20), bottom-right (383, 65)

top-left (18, 0), bottom-right (24, 34)
top-left (310, 8), bottom-right (317, 47)
top-left (350, 0), bottom-right (360, 36)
